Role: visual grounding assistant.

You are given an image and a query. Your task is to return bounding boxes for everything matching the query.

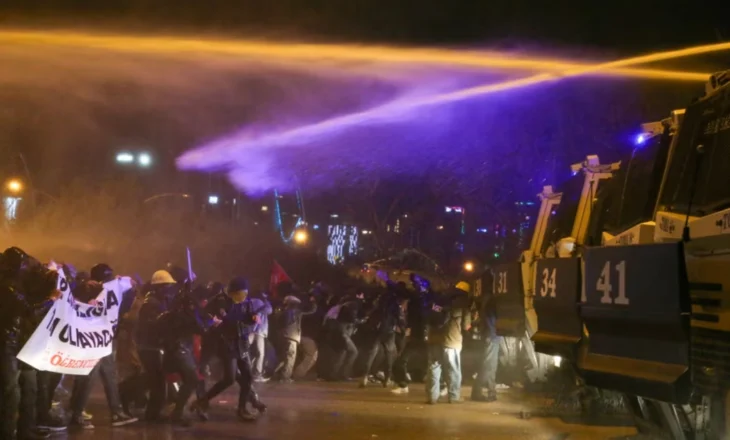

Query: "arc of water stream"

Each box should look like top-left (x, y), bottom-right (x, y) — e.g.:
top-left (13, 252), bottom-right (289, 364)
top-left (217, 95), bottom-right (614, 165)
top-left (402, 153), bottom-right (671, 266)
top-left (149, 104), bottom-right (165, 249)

top-left (0, 30), bottom-right (712, 81)
top-left (177, 40), bottom-right (730, 171)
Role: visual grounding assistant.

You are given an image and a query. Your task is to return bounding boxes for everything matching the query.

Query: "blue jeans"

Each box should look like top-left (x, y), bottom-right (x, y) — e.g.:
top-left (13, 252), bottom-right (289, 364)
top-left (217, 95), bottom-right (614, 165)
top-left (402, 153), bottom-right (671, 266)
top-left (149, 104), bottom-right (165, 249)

top-left (248, 334), bottom-right (266, 378)
top-left (426, 345), bottom-right (462, 403)
top-left (70, 353), bottom-right (123, 417)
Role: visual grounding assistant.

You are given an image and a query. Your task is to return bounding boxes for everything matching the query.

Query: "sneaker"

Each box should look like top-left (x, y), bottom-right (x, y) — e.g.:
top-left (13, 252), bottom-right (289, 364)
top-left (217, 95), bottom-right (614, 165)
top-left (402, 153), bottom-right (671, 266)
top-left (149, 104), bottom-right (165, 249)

top-left (237, 408), bottom-right (258, 422)
top-left (359, 378), bottom-right (368, 388)
top-left (252, 401), bottom-right (267, 414)
top-left (439, 388), bottom-right (448, 397)
top-left (391, 386), bottom-right (409, 395)
top-left (69, 415), bottom-right (94, 430)
top-left (81, 411), bottom-right (93, 421)
top-left (111, 412), bottom-right (138, 427)
top-left (38, 417), bottom-right (68, 432)
top-left (190, 401), bottom-right (209, 422)
top-left (253, 376), bottom-right (270, 383)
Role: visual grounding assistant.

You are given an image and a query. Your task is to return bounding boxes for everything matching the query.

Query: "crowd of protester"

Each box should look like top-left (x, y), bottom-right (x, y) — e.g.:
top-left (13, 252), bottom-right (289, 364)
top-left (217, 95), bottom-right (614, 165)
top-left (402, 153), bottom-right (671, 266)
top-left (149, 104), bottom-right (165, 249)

top-left (0, 246), bottom-right (505, 440)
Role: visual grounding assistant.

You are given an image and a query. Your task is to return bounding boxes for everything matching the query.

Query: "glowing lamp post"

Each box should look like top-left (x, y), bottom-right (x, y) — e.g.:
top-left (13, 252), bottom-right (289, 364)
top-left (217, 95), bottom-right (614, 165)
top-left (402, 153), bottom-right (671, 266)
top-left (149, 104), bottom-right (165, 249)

top-left (6, 179), bottom-right (23, 195)
top-left (116, 152), bottom-right (152, 167)
top-left (293, 229), bottom-right (309, 245)
top-left (463, 261), bottom-right (474, 272)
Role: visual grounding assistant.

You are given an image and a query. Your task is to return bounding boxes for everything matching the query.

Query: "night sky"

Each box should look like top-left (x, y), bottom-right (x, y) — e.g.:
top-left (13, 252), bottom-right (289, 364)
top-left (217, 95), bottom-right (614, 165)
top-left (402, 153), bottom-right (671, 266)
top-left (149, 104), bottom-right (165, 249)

top-left (2, 1), bottom-right (727, 50)
top-left (1, 0), bottom-right (727, 223)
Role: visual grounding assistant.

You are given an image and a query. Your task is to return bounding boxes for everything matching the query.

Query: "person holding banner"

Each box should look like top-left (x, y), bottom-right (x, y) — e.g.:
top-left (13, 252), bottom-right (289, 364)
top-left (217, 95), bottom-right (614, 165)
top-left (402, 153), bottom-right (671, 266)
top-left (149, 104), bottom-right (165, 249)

top-left (1, 247), bottom-right (62, 440)
top-left (66, 276), bottom-right (138, 430)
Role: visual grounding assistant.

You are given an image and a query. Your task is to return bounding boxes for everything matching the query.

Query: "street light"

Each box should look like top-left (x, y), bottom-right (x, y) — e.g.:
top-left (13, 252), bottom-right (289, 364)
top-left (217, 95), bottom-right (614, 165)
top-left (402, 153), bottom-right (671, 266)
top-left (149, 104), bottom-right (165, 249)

top-left (138, 153), bottom-right (152, 167)
top-left (463, 261), bottom-right (474, 272)
top-left (208, 195), bottom-right (219, 205)
top-left (116, 151), bottom-right (152, 167)
top-left (116, 152), bottom-right (135, 164)
top-left (294, 229), bottom-right (309, 244)
top-left (6, 179), bottom-right (23, 195)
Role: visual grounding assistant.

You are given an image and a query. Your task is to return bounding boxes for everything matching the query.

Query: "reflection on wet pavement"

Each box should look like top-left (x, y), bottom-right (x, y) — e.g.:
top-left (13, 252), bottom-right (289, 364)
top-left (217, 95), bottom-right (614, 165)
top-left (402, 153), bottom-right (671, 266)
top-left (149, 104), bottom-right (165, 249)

top-left (57, 382), bottom-right (637, 440)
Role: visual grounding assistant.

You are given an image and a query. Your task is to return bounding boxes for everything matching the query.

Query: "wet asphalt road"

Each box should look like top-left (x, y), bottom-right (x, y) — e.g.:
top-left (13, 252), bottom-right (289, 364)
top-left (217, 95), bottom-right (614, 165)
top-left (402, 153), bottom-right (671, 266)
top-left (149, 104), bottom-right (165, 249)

top-left (53, 381), bottom-right (638, 440)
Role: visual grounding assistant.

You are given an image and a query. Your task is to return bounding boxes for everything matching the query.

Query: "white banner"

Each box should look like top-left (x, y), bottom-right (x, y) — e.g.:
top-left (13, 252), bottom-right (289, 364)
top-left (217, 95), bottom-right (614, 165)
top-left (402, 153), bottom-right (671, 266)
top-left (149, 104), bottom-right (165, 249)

top-left (16, 270), bottom-right (132, 375)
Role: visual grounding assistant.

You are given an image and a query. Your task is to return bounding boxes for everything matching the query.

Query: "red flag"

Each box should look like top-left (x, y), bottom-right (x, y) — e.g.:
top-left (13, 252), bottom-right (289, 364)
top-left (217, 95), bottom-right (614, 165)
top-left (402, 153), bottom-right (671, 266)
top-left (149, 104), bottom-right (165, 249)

top-left (270, 260), bottom-right (293, 299)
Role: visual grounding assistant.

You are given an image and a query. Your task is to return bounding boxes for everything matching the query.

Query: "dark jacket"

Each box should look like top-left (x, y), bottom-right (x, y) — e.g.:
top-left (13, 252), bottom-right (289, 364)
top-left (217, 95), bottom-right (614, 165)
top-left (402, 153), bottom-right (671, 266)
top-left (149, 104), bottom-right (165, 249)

top-left (367, 292), bottom-right (403, 336)
top-left (280, 299), bottom-right (317, 343)
top-left (406, 291), bottom-right (429, 342)
top-left (157, 294), bottom-right (210, 352)
top-left (136, 290), bottom-right (172, 351)
top-left (0, 269), bottom-right (57, 354)
top-left (219, 298), bottom-right (259, 359)
top-left (336, 299), bottom-right (366, 337)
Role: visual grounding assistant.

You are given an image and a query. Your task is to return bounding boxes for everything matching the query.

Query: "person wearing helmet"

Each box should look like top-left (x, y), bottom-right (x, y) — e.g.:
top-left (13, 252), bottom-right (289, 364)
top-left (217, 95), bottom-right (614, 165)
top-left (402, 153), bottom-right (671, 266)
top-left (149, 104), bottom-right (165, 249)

top-left (154, 274), bottom-right (217, 428)
top-left (191, 276), bottom-right (266, 422)
top-left (136, 270), bottom-right (178, 423)
top-left (65, 264), bottom-right (138, 430)
top-left (424, 281), bottom-right (472, 404)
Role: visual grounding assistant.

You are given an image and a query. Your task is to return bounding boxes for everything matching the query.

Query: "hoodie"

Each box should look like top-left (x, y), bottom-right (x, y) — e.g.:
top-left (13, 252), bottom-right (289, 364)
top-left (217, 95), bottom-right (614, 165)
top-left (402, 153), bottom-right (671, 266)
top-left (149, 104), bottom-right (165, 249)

top-left (279, 296), bottom-right (317, 343)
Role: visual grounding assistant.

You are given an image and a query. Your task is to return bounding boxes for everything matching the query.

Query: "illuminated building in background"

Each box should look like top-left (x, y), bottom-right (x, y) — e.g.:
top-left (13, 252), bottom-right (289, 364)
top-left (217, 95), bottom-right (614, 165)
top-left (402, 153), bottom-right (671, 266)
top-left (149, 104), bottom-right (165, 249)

top-left (514, 201), bottom-right (536, 249)
top-left (327, 225), bottom-right (359, 264)
top-left (4, 197), bottom-right (20, 222)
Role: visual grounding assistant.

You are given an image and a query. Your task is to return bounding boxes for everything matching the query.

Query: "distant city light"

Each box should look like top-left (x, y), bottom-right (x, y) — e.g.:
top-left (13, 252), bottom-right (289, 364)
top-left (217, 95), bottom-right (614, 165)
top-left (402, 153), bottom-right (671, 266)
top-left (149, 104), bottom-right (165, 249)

top-left (330, 214), bottom-right (339, 218)
top-left (463, 261), bottom-right (474, 272)
top-left (362, 230), bottom-right (372, 235)
top-left (403, 214), bottom-right (408, 218)
top-left (476, 228), bottom-right (488, 233)
top-left (138, 153), bottom-right (152, 167)
top-left (116, 152), bottom-right (134, 164)
top-left (445, 206), bottom-right (464, 214)
top-left (294, 229), bottom-right (309, 244)
top-left (635, 133), bottom-right (646, 145)
top-left (437, 225), bottom-right (444, 230)
top-left (493, 252), bottom-right (500, 258)
top-left (208, 195), bottom-right (219, 205)
top-left (261, 205), bottom-right (269, 212)
top-left (313, 224), bottom-right (320, 230)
